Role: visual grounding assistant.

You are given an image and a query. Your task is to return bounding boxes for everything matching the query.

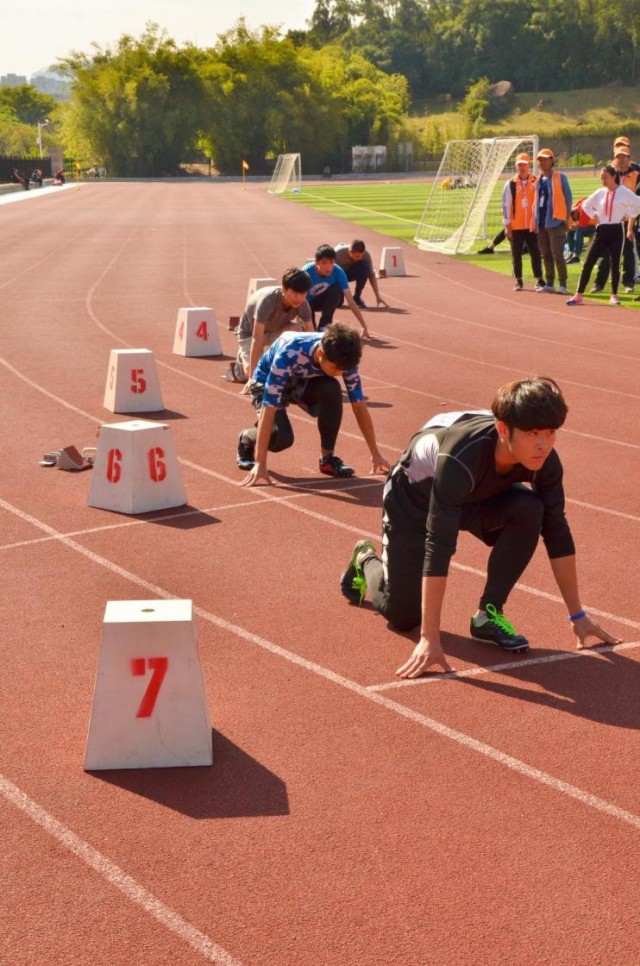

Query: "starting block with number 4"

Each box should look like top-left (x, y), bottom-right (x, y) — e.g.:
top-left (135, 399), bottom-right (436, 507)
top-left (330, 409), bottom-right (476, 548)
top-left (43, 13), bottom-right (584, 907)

top-left (103, 348), bottom-right (164, 413)
top-left (380, 247), bottom-right (406, 277)
top-left (84, 599), bottom-right (212, 770)
top-left (173, 307), bottom-right (222, 357)
top-left (87, 419), bottom-right (187, 515)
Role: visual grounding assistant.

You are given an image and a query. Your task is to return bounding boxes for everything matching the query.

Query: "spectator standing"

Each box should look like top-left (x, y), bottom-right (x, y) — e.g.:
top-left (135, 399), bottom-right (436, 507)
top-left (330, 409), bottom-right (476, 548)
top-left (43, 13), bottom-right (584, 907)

top-left (533, 148), bottom-right (572, 294)
top-left (501, 153), bottom-right (545, 291)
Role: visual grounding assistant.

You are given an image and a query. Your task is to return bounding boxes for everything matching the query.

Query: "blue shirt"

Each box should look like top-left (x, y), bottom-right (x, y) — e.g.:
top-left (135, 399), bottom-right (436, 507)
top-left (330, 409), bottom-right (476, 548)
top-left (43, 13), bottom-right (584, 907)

top-left (302, 261), bottom-right (349, 301)
top-left (253, 331), bottom-right (364, 408)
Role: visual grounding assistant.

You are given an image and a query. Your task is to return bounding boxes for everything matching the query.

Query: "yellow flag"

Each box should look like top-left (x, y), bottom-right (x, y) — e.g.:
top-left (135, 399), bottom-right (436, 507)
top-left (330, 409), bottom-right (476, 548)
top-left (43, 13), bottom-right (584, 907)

top-left (241, 160), bottom-right (249, 171)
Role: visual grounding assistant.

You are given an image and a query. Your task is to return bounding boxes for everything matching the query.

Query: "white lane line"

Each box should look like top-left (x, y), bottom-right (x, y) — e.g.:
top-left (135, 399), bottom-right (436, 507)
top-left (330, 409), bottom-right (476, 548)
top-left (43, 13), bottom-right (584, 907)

top-left (368, 640), bottom-right (640, 692)
top-left (0, 353), bottom-right (637, 629)
top-left (0, 775), bottom-right (242, 966)
top-left (2, 494), bottom-right (640, 834)
top-left (0, 479), bottom-right (380, 553)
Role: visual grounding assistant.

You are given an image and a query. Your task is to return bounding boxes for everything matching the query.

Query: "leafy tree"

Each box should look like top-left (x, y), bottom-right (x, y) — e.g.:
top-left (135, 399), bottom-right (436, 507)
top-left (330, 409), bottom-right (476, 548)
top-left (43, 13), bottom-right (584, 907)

top-left (0, 85), bottom-right (56, 125)
top-left (59, 24), bottom-right (206, 176)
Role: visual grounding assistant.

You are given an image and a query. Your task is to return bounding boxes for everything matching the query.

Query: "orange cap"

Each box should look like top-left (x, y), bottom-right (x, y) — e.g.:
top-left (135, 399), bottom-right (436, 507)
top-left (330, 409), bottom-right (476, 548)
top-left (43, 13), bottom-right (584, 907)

top-left (515, 153), bottom-right (531, 164)
top-left (536, 148), bottom-right (554, 160)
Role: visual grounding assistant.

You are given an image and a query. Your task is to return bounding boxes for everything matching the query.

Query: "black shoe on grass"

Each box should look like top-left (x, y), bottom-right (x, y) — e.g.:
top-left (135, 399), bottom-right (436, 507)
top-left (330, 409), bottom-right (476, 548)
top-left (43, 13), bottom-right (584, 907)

top-left (470, 604), bottom-right (529, 652)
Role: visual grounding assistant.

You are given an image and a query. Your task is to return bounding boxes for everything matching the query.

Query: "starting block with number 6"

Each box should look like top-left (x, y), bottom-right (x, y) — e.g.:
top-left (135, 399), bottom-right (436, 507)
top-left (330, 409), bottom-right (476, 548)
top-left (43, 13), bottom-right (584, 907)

top-left (103, 348), bottom-right (164, 413)
top-left (173, 307), bottom-right (222, 357)
top-left (88, 419), bottom-right (187, 515)
top-left (246, 277), bottom-right (276, 302)
top-left (84, 599), bottom-right (212, 770)
top-left (380, 247), bottom-right (406, 277)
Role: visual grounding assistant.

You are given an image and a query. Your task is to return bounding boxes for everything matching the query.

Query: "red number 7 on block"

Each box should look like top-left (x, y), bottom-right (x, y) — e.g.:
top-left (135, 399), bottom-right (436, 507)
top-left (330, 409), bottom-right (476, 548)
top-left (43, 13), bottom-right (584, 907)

top-left (130, 657), bottom-right (169, 717)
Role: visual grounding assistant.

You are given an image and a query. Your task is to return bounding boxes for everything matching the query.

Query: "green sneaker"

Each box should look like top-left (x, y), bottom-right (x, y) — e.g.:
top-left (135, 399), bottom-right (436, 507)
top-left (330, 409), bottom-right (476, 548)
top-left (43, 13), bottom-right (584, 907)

top-left (470, 603), bottom-right (529, 652)
top-left (340, 539), bottom-right (377, 605)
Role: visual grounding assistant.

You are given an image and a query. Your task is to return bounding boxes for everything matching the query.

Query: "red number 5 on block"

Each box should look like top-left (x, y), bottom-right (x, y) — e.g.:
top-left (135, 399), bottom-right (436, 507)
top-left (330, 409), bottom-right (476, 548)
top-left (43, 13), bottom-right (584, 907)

top-left (131, 657), bottom-right (169, 717)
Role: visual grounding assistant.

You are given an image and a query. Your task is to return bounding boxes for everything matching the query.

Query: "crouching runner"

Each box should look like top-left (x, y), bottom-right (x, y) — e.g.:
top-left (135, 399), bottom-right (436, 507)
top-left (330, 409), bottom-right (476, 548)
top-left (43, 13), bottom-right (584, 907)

top-left (340, 377), bottom-right (621, 676)
top-left (237, 322), bottom-right (390, 487)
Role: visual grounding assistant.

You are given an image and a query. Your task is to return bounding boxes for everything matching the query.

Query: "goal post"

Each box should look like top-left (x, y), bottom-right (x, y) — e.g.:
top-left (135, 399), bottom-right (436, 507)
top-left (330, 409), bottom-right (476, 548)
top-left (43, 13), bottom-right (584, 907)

top-left (414, 136), bottom-right (539, 254)
top-left (268, 153), bottom-right (302, 194)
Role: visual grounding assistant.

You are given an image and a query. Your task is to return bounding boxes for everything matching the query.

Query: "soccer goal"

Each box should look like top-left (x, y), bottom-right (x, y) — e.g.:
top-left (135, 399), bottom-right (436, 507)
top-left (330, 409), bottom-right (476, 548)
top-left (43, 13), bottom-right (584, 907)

top-left (414, 136), bottom-right (539, 254)
top-left (268, 153), bottom-right (302, 194)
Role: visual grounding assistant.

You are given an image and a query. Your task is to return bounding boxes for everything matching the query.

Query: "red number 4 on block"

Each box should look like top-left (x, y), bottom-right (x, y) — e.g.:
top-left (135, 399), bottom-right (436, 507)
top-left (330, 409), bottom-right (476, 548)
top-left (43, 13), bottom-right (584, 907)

top-left (131, 657), bottom-right (169, 717)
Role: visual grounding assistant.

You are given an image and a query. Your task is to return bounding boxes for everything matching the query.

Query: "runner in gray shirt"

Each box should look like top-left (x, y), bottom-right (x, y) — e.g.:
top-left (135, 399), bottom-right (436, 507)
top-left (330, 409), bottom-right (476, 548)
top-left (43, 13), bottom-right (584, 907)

top-left (234, 268), bottom-right (314, 382)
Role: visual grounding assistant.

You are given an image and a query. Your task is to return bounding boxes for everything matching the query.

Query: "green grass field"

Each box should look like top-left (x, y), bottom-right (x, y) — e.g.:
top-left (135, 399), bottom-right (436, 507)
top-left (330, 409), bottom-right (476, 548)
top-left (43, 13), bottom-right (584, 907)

top-left (283, 174), bottom-right (640, 308)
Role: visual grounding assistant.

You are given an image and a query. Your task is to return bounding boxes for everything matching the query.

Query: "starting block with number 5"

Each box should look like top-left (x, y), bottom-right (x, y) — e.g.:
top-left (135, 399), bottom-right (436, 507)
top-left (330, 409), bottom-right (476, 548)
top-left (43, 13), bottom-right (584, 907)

top-left (173, 307), bottom-right (222, 357)
top-left (380, 247), bottom-right (406, 277)
top-left (87, 419), bottom-right (187, 515)
top-left (84, 599), bottom-right (212, 770)
top-left (246, 277), bottom-right (276, 302)
top-left (103, 348), bottom-right (164, 413)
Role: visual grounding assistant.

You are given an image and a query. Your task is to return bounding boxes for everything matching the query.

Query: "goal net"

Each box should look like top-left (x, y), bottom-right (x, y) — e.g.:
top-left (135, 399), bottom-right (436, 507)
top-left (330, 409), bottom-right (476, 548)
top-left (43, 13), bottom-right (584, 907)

top-left (268, 153), bottom-right (302, 194)
top-left (414, 136), bottom-right (539, 254)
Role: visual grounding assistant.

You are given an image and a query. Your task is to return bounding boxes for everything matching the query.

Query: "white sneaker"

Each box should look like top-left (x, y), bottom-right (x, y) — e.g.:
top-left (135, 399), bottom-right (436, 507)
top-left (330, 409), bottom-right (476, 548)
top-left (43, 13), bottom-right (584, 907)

top-left (624, 286), bottom-right (635, 294)
top-left (543, 285), bottom-right (556, 294)
top-left (557, 285), bottom-right (568, 295)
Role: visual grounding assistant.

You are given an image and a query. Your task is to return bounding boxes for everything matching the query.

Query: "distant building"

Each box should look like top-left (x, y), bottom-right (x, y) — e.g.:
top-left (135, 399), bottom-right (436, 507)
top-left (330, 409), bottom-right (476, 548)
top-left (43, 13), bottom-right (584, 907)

top-left (1, 73), bottom-right (28, 87)
top-left (31, 70), bottom-right (71, 101)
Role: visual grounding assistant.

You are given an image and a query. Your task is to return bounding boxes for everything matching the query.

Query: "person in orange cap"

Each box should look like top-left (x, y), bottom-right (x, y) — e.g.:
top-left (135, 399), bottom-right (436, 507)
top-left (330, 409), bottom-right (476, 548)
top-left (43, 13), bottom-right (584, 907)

top-left (533, 148), bottom-right (572, 294)
top-left (590, 141), bottom-right (640, 294)
top-left (502, 152), bottom-right (545, 291)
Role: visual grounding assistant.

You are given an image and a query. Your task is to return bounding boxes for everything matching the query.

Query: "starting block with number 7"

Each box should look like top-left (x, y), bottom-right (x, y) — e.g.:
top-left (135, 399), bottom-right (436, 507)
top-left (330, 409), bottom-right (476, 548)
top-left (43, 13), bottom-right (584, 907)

top-left (103, 348), bottom-right (164, 414)
top-left (84, 599), bottom-right (212, 770)
top-left (87, 419), bottom-right (187, 515)
top-left (380, 247), bottom-right (406, 277)
top-left (173, 307), bottom-right (222, 357)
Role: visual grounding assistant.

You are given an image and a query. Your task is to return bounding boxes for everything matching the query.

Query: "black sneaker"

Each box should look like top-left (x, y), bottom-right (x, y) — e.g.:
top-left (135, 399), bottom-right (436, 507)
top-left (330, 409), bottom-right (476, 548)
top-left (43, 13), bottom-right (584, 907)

top-left (237, 433), bottom-right (255, 471)
top-left (319, 454), bottom-right (354, 478)
top-left (354, 295), bottom-right (366, 308)
top-left (477, 246), bottom-right (494, 255)
top-left (470, 604), bottom-right (529, 652)
top-left (340, 539), bottom-right (377, 604)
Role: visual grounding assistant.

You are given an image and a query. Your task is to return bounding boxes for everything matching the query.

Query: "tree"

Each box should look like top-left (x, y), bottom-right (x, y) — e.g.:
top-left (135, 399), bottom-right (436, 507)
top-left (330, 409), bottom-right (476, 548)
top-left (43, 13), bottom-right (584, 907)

top-left (0, 85), bottom-right (56, 125)
top-left (59, 24), bottom-right (206, 176)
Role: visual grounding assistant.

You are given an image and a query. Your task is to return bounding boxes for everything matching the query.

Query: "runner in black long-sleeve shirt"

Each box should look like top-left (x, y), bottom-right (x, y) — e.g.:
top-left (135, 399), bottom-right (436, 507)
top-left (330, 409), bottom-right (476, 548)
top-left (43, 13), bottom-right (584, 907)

top-left (340, 377), bottom-right (621, 676)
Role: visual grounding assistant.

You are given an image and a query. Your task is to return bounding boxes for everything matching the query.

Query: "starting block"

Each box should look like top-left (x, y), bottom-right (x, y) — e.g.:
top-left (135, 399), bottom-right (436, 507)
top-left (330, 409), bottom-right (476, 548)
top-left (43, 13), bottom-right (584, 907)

top-left (84, 599), bottom-right (212, 770)
top-left (104, 348), bottom-right (164, 413)
top-left (380, 247), bottom-right (406, 277)
top-left (246, 277), bottom-right (276, 302)
top-left (88, 419), bottom-right (187, 515)
top-left (173, 307), bottom-right (222, 357)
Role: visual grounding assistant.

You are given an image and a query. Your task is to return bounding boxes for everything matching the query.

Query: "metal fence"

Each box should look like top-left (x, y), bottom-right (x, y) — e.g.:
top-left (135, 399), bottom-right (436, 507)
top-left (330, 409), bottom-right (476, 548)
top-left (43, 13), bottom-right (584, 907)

top-left (0, 156), bottom-right (53, 183)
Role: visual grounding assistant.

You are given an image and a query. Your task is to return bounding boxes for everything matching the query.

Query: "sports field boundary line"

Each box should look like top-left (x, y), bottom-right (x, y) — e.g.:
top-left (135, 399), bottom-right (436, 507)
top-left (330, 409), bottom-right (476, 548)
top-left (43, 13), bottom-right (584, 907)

top-left (2, 493), bottom-right (640, 836)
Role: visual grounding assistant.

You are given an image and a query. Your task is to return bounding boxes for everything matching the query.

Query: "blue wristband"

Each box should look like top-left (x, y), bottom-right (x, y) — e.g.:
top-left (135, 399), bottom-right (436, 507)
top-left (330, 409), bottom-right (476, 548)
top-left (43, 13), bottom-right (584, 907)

top-left (569, 609), bottom-right (586, 622)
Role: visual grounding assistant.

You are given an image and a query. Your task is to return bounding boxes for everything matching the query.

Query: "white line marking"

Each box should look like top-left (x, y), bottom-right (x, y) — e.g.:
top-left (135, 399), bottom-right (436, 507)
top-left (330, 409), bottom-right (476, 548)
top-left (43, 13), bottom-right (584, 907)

top-left (368, 640), bottom-right (640, 692)
top-left (2, 494), bottom-right (640, 833)
top-left (0, 775), bottom-right (243, 966)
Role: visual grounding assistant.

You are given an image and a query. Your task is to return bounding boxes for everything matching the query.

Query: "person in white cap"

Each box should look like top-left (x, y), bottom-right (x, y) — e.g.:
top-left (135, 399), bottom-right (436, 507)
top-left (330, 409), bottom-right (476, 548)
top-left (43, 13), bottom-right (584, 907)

top-left (502, 152), bottom-right (546, 291)
top-left (567, 163), bottom-right (640, 306)
top-left (533, 148), bottom-right (572, 295)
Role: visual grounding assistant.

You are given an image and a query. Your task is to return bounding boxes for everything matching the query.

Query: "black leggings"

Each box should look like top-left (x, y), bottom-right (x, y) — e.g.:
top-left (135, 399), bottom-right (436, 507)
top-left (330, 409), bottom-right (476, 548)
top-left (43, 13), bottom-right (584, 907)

top-left (577, 223), bottom-right (625, 295)
top-left (242, 375), bottom-right (343, 454)
top-left (510, 229), bottom-right (542, 282)
top-left (364, 475), bottom-right (544, 632)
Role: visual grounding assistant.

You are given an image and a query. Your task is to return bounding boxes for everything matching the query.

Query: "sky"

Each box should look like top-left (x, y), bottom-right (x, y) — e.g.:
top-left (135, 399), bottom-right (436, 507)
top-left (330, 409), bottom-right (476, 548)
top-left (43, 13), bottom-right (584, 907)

top-left (1, 0), bottom-right (319, 78)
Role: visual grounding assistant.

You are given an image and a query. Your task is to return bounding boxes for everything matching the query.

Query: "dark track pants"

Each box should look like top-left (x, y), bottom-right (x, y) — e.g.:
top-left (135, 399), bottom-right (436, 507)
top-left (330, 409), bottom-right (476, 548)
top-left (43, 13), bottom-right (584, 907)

top-left (577, 223), bottom-right (625, 295)
top-left (308, 285), bottom-right (344, 329)
top-left (242, 375), bottom-right (343, 454)
top-left (510, 229), bottom-right (543, 283)
top-left (364, 472), bottom-right (544, 632)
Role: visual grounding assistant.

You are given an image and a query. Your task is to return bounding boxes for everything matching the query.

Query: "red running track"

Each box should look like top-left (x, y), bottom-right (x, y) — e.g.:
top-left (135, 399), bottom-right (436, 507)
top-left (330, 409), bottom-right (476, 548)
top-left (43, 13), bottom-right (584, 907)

top-left (1, 181), bottom-right (640, 966)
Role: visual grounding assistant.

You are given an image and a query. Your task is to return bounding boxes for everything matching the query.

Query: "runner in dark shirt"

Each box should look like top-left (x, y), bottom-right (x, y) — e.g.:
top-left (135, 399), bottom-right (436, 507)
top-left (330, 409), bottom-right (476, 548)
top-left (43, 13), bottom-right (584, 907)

top-left (340, 377), bottom-right (621, 675)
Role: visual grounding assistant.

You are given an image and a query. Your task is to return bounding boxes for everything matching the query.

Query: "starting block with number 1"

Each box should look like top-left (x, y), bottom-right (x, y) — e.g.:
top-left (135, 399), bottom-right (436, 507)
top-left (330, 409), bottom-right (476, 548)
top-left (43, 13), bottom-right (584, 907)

top-left (380, 247), bottom-right (406, 277)
top-left (84, 599), bottom-right (212, 770)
